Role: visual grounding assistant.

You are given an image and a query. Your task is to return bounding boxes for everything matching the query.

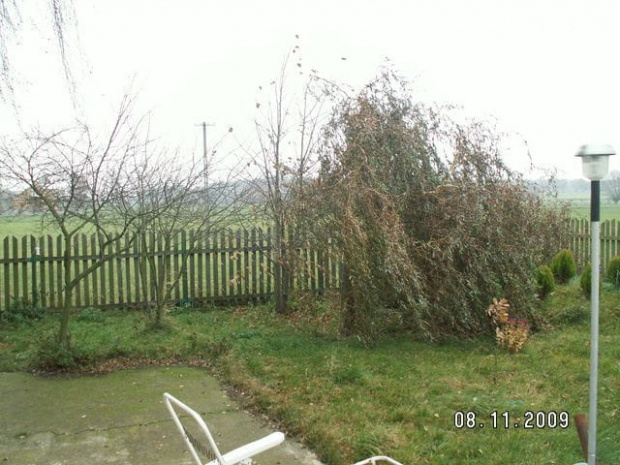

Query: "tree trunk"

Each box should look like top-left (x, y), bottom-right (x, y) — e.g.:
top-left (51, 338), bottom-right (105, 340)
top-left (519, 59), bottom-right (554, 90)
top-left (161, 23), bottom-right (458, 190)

top-left (139, 231), bottom-right (150, 315)
top-left (274, 222), bottom-right (288, 314)
top-left (339, 263), bottom-right (356, 336)
top-left (58, 235), bottom-right (73, 348)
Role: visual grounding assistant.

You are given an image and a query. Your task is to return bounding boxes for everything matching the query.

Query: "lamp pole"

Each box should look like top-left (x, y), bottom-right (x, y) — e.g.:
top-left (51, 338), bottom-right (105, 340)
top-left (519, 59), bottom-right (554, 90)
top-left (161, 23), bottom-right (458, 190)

top-left (575, 144), bottom-right (615, 465)
top-left (589, 177), bottom-right (601, 465)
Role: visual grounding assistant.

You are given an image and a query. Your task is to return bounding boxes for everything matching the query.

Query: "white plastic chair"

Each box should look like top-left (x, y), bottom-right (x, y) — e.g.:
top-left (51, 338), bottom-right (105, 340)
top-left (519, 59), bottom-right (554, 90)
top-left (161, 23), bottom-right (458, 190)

top-left (351, 456), bottom-right (403, 465)
top-left (163, 392), bottom-right (285, 465)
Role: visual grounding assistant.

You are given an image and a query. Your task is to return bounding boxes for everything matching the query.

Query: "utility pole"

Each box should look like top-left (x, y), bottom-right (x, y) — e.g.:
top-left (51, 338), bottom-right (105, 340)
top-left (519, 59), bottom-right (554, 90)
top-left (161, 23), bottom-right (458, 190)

top-left (195, 121), bottom-right (215, 190)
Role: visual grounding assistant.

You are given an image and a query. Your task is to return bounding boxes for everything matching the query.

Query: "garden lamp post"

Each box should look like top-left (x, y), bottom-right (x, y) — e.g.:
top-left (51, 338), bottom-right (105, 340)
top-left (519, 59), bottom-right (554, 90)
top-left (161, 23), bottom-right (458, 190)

top-left (576, 143), bottom-right (616, 465)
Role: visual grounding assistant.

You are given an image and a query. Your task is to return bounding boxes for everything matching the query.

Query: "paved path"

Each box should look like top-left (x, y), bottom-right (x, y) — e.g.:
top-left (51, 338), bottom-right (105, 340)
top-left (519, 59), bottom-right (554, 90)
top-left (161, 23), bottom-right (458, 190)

top-left (0, 366), bottom-right (323, 465)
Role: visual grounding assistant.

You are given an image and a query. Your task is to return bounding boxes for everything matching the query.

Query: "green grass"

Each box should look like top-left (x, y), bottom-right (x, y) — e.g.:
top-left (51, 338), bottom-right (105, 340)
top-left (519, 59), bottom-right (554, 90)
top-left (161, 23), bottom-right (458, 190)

top-left (0, 216), bottom-right (52, 236)
top-left (1, 285), bottom-right (619, 464)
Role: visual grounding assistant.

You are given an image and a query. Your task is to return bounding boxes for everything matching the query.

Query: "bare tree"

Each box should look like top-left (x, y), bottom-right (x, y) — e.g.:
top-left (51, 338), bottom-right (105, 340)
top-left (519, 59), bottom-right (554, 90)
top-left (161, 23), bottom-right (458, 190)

top-left (243, 54), bottom-right (327, 314)
top-left (124, 134), bottom-right (244, 328)
top-left (0, 94), bottom-right (144, 349)
top-left (605, 170), bottom-right (620, 204)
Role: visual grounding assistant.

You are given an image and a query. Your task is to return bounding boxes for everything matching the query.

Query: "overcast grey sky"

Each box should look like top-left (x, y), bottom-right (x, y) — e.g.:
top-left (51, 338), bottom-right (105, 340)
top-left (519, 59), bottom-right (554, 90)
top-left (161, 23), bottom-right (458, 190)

top-left (2, 0), bottom-right (620, 179)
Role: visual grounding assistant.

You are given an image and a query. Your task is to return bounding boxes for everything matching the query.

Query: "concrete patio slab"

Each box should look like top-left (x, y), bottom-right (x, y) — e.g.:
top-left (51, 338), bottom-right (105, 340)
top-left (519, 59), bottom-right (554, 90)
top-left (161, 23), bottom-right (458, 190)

top-left (0, 367), bottom-right (322, 465)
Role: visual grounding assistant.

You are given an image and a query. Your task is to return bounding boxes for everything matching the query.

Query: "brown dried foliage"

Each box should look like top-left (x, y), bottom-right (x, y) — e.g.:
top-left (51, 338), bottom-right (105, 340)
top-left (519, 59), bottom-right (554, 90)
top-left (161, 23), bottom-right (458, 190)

top-left (314, 70), bottom-right (568, 343)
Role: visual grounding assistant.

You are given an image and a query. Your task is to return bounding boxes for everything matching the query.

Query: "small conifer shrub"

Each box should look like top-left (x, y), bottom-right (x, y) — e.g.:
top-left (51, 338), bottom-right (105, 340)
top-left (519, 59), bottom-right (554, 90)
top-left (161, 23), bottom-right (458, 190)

top-left (535, 265), bottom-right (556, 299)
top-left (606, 256), bottom-right (620, 288)
top-left (550, 249), bottom-right (577, 284)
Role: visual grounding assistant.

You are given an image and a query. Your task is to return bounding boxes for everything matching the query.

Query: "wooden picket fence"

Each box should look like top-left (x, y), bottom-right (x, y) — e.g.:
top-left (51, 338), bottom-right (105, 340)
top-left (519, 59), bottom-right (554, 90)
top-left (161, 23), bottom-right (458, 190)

top-left (3, 219), bottom-right (618, 313)
top-left (565, 218), bottom-right (620, 272)
top-left (0, 228), bottom-right (341, 312)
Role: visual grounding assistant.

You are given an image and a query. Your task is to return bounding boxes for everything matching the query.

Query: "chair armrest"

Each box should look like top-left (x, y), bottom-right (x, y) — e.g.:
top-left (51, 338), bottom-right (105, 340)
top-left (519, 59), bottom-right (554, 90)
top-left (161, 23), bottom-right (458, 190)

top-left (220, 432), bottom-right (285, 465)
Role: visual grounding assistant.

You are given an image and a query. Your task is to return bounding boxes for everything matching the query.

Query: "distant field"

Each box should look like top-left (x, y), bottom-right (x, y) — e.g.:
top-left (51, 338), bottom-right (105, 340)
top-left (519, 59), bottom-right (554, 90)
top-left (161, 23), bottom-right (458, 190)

top-left (570, 202), bottom-right (620, 220)
top-left (3, 193), bottom-right (620, 238)
top-left (0, 210), bottom-right (269, 238)
top-left (556, 191), bottom-right (620, 220)
top-left (0, 216), bottom-right (53, 236)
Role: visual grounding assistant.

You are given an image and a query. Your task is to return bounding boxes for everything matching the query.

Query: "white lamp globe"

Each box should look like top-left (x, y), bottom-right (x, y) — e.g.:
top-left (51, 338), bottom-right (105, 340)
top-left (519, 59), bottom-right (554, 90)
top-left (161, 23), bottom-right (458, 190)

top-left (576, 144), bottom-right (616, 181)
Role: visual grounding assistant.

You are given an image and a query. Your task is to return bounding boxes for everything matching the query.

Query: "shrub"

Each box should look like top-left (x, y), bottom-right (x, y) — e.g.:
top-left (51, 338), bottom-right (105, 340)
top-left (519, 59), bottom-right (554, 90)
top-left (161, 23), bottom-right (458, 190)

top-left (495, 318), bottom-right (530, 353)
top-left (486, 297), bottom-right (510, 326)
top-left (486, 298), bottom-right (529, 353)
top-left (535, 265), bottom-right (556, 299)
top-left (550, 249), bottom-right (577, 284)
top-left (76, 307), bottom-right (105, 323)
top-left (546, 302), bottom-right (588, 325)
top-left (32, 333), bottom-right (83, 371)
top-left (580, 264), bottom-right (592, 298)
top-left (606, 256), bottom-right (620, 287)
top-left (1, 298), bottom-right (46, 325)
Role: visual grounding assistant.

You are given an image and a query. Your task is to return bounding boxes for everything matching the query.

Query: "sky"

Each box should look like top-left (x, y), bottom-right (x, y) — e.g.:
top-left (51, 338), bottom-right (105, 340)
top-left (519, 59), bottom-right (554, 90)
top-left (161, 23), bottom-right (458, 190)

top-left (2, 0), bottom-right (620, 179)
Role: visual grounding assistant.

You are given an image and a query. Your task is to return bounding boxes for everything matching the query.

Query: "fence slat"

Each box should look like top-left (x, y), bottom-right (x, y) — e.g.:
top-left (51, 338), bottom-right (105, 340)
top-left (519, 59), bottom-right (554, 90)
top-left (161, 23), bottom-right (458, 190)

top-left (37, 236), bottom-right (46, 308)
top-left (221, 231), bottom-right (227, 298)
top-left (613, 219), bottom-right (618, 263)
top-left (56, 236), bottom-right (63, 307)
top-left (266, 227), bottom-right (272, 295)
top-left (205, 230), bottom-right (211, 302)
top-left (80, 235), bottom-right (89, 307)
top-left (187, 229), bottom-right (194, 304)
top-left (47, 236), bottom-right (55, 308)
top-left (13, 237), bottom-right (21, 305)
top-left (227, 230), bottom-right (234, 298)
top-left (235, 231), bottom-right (242, 299)
top-left (90, 235), bottom-right (98, 306)
top-left (243, 229), bottom-right (250, 298)
top-left (3, 237), bottom-right (9, 310)
top-left (73, 235), bottom-right (81, 307)
top-left (115, 236), bottom-right (124, 305)
top-left (131, 232), bottom-right (141, 306)
top-left (20, 236), bottom-right (28, 303)
top-left (251, 228), bottom-right (258, 300)
top-left (212, 231), bottom-right (219, 300)
top-left (155, 231), bottom-right (162, 304)
top-left (173, 230), bottom-right (181, 302)
top-left (197, 229), bottom-right (204, 303)
top-left (107, 236), bottom-right (115, 305)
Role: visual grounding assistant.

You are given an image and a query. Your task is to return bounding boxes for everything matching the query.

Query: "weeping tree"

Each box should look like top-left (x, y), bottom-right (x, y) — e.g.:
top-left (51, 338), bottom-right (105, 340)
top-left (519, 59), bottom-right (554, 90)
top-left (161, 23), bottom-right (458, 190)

top-left (1, 0), bottom-right (75, 100)
top-left (316, 70), bottom-right (568, 343)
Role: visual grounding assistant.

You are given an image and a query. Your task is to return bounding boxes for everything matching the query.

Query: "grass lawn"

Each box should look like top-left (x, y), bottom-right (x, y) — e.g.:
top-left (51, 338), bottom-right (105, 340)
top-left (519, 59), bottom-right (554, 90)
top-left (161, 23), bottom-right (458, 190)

top-left (1, 284), bottom-right (619, 464)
